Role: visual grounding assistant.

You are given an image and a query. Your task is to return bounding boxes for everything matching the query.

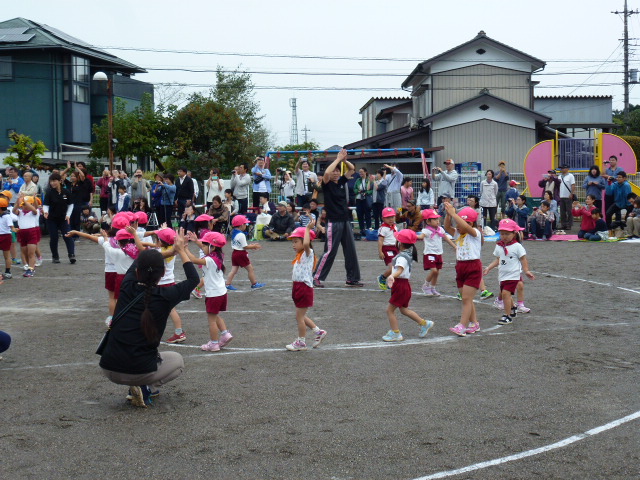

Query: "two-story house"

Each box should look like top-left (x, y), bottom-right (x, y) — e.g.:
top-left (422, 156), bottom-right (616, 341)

top-left (0, 17), bottom-right (152, 167)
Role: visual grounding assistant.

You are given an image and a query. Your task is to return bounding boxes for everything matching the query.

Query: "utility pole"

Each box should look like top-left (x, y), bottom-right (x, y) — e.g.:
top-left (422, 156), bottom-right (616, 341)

top-left (289, 97), bottom-right (299, 145)
top-left (613, 0), bottom-right (639, 129)
top-left (302, 125), bottom-right (310, 144)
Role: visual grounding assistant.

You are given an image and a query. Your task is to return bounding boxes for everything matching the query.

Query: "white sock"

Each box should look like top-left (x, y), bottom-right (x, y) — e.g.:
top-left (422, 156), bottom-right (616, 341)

top-left (312, 326), bottom-right (320, 333)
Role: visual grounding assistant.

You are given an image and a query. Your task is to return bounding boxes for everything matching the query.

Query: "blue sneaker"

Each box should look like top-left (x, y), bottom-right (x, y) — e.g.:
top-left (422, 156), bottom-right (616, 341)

top-left (251, 282), bottom-right (266, 289)
top-left (23, 268), bottom-right (34, 278)
top-left (377, 274), bottom-right (387, 290)
top-left (418, 320), bottom-right (434, 338)
top-left (226, 284), bottom-right (237, 291)
top-left (382, 330), bottom-right (404, 342)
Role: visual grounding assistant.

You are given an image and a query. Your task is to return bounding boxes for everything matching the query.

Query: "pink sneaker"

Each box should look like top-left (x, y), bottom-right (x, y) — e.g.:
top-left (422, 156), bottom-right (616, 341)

top-left (285, 339), bottom-right (307, 351)
top-left (465, 322), bottom-right (480, 334)
top-left (516, 304), bottom-right (531, 313)
top-left (218, 331), bottom-right (233, 348)
top-left (421, 282), bottom-right (432, 294)
top-left (201, 341), bottom-right (220, 352)
top-left (430, 288), bottom-right (441, 297)
top-left (449, 323), bottom-right (467, 337)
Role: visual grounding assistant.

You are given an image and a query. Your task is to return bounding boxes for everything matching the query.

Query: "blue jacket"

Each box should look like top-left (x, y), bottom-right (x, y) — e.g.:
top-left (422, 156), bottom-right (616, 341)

top-left (506, 203), bottom-right (530, 229)
top-left (505, 187), bottom-right (519, 204)
top-left (3, 177), bottom-right (24, 197)
top-left (583, 175), bottom-right (607, 199)
top-left (251, 166), bottom-right (272, 194)
top-left (606, 181), bottom-right (632, 208)
top-left (158, 183), bottom-right (176, 206)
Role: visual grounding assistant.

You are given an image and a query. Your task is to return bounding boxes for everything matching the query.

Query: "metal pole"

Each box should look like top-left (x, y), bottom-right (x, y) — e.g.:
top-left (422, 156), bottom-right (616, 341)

top-left (107, 77), bottom-right (114, 172)
top-left (624, 0), bottom-right (630, 129)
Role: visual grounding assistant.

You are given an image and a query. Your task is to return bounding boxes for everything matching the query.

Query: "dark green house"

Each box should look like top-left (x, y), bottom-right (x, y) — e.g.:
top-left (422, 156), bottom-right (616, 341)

top-left (0, 17), bottom-right (152, 165)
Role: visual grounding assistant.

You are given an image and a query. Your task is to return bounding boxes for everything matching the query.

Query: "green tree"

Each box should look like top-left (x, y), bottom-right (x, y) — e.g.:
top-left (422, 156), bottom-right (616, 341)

top-left (612, 105), bottom-right (640, 136)
top-left (5, 132), bottom-right (47, 168)
top-left (269, 142), bottom-right (321, 172)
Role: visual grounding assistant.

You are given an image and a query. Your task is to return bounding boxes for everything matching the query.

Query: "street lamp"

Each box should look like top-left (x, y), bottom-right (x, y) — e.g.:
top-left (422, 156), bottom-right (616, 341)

top-left (92, 71), bottom-right (114, 172)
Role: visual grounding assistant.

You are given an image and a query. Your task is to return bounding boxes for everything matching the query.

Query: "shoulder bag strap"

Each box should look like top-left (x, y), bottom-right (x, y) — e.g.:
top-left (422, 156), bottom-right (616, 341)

top-left (109, 291), bottom-right (145, 330)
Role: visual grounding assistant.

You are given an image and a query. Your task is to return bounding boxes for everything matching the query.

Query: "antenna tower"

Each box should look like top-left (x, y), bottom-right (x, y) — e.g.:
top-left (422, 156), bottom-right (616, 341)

top-left (289, 97), bottom-right (299, 144)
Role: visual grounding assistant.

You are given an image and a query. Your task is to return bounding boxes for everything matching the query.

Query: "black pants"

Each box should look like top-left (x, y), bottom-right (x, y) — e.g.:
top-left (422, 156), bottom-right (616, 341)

top-left (69, 203), bottom-right (82, 236)
top-left (559, 197), bottom-right (574, 229)
top-left (99, 197), bottom-right (109, 213)
top-left (372, 202), bottom-right (384, 230)
top-left (355, 199), bottom-right (372, 231)
top-left (157, 204), bottom-right (174, 227)
top-left (482, 206), bottom-right (497, 229)
top-left (252, 192), bottom-right (265, 208)
top-left (606, 204), bottom-right (624, 227)
top-left (47, 218), bottom-right (75, 259)
top-left (176, 198), bottom-right (188, 219)
top-left (296, 194), bottom-right (312, 207)
top-left (237, 198), bottom-right (248, 214)
top-left (313, 220), bottom-right (361, 283)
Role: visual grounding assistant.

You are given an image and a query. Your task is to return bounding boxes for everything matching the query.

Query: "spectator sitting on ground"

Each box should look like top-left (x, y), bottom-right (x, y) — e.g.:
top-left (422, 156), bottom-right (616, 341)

top-left (101, 205), bottom-right (116, 230)
top-left (505, 180), bottom-right (520, 207)
top-left (80, 205), bottom-right (100, 233)
top-left (263, 201), bottom-right (295, 241)
top-left (505, 195), bottom-right (530, 232)
top-left (179, 204), bottom-right (197, 233)
top-left (297, 203), bottom-right (313, 228)
top-left (315, 209), bottom-right (328, 241)
top-left (543, 190), bottom-right (558, 217)
top-left (625, 193), bottom-right (637, 222)
top-left (572, 195), bottom-right (597, 239)
top-left (626, 197), bottom-right (640, 238)
top-left (396, 200), bottom-right (423, 232)
top-left (287, 201), bottom-right (299, 224)
top-left (437, 193), bottom-right (452, 218)
top-left (308, 199), bottom-right (320, 221)
top-left (207, 195), bottom-right (229, 233)
top-left (258, 193), bottom-right (276, 215)
top-left (529, 200), bottom-right (555, 240)
top-left (584, 210), bottom-right (609, 241)
top-left (223, 189), bottom-right (239, 216)
top-left (605, 171), bottom-right (632, 227)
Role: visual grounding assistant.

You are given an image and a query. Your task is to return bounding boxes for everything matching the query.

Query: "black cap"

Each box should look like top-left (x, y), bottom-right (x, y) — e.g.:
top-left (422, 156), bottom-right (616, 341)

top-left (560, 164), bottom-right (570, 169)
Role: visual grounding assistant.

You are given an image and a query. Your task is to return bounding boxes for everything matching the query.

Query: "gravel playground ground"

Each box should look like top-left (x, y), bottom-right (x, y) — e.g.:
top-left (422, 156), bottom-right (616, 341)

top-left (1, 236), bottom-right (639, 479)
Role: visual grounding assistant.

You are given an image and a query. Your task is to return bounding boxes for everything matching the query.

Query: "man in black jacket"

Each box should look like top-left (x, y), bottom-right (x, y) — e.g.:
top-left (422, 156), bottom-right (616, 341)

top-left (262, 201), bottom-right (295, 240)
top-left (174, 166), bottom-right (194, 218)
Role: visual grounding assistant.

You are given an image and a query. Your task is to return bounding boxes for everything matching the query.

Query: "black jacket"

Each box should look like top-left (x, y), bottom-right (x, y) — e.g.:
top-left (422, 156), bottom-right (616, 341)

top-left (44, 187), bottom-right (72, 221)
top-left (268, 212), bottom-right (295, 235)
top-left (99, 259), bottom-right (199, 374)
top-left (175, 176), bottom-right (194, 201)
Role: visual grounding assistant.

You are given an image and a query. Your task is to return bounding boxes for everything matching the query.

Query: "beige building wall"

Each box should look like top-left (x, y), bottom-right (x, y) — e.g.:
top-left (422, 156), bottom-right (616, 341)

top-left (431, 65), bottom-right (531, 113)
top-left (431, 119), bottom-right (535, 172)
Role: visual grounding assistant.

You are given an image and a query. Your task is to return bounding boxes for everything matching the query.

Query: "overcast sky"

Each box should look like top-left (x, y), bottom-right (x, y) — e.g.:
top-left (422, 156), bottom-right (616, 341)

top-left (4, 0), bottom-right (633, 150)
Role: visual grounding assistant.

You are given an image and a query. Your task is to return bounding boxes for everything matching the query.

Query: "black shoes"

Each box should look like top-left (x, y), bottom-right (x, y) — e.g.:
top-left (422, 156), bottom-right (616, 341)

top-left (69, 254), bottom-right (76, 264)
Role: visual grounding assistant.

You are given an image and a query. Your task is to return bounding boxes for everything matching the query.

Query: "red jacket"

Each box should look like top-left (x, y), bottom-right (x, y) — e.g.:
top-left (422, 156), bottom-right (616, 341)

top-left (572, 205), bottom-right (596, 231)
top-left (97, 176), bottom-right (111, 198)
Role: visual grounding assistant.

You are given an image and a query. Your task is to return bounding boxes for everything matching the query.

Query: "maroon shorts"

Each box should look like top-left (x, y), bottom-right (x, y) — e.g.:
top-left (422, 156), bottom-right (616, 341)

top-left (231, 250), bottom-right (250, 268)
top-left (423, 253), bottom-right (443, 270)
top-left (17, 227), bottom-right (39, 247)
top-left (105, 272), bottom-right (117, 292)
top-left (205, 294), bottom-right (228, 314)
top-left (500, 280), bottom-right (519, 295)
top-left (113, 273), bottom-right (126, 300)
top-left (389, 278), bottom-right (412, 308)
top-left (455, 259), bottom-right (483, 290)
top-left (381, 245), bottom-right (398, 265)
top-left (292, 281), bottom-right (314, 308)
top-left (0, 233), bottom-right (11, 251)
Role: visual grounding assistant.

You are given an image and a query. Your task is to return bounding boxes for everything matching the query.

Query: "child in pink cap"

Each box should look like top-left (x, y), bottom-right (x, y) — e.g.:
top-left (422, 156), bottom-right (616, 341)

top-left (382, 229), bottom-right (434, 342)
top-left (376, 207), bottom-right (398, 290)
top-left (483, 219), bottom-right (535, 325)
top-left (417, 209), bottom-right (456, 296)
top-left (225, 215), bottom-right (265, 290)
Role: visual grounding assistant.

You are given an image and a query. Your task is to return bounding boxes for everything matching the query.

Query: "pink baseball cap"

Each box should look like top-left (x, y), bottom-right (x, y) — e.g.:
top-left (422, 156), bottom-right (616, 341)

top-left (115, 229), bottom-right (134, 241)
top-left (111, 215), bottom-right (130, 230)
top-left (156, 228), bottom-right (177, 245)
top-left (231, 215), bottom-right (250, 227)
top-left (201, 231), bottom-right (226, 247)
top-left (497, 218), bottom-right (524, 232)
top-left (509, 180), bottom-right (520, 187)
top-left (288, 227), bottom-right (316, 241)
top-left (195, 214), bottom-right (214, 222)
top-left (381, 207), bottom-right (396, 218)
top-left (458, 207), bottom-right (478, 223)
top-left (421, 209), bottom-right (441, 220)
top-left (134, 211), bottom-right (148, 225)
top-left (394, 229), bottom-right (417, 244)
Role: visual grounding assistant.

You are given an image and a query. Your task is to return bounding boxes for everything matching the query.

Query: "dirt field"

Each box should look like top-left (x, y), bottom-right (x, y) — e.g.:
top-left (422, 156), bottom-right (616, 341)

top-left (1, 237), bottom-right (639, 479)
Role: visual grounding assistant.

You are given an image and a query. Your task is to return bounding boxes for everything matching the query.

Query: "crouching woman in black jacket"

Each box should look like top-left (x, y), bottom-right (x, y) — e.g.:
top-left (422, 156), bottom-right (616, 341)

top-left (99, 230), bottom-right (198, 407)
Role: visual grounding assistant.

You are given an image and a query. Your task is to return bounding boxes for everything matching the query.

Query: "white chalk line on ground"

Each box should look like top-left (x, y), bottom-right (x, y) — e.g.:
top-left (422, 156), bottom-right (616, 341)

top-left (0, 321), bottom-right (630, 371)
top-left (532, 271), bottom-right (640, 295)
top-left (412, 410), bottom-right (640, 480)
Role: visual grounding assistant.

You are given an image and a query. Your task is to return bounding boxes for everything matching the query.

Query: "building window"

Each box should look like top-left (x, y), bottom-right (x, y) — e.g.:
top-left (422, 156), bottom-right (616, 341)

top-left (0, 56), bottom-right (12, 80)
top-left (72, 56), bottom-right (89, 83)
top-left (73, 84), bottom-right (89, 103)
top-left (66, 55), bottom-right (90, 103)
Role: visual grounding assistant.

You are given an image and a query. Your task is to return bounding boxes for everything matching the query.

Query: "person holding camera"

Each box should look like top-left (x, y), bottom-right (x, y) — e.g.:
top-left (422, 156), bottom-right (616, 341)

top-left (433, 159), bottom-right (458, 206)
top-left (382, 163), bottom-right (403, 210)
top-left (205, 168), bottom-right (224, 210)
top-left (275, 169), bottom-right (296, 203)
top-left (251, 157), bottom-right (272, 208)
top-left (294, 159), bottom-right (318, 207)
top-left (230, 163), bottom-right (251, 214)
top-left (354, 167), bottom-right (373, 232)
top-left (131, 169), bottom-right (151, 202)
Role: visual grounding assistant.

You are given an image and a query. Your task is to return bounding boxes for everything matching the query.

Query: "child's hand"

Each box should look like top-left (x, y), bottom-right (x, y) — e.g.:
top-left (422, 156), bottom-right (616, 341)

top-left (386, 275), bottom-right (395, 289)
top-left (174, 231), bottom-right (186, 252)
top-left (307, 218), bottom-right (316, 230)
top-left (125, 225), bottom-right (136, 235)
top-left (65, 230), bottom-right (77, 237)
top-left (482, 267), bottom-right (490, 276)
top-left (443, 201), bottom-right (455, 215)
top-left (185, 230), bottom-right (197, 242)
top-left (379, 251), bottom-right (385, 260)
top-left (250, 243), bottom-right (262, 250)
top-left (525, 271), bottom-right (535, 280)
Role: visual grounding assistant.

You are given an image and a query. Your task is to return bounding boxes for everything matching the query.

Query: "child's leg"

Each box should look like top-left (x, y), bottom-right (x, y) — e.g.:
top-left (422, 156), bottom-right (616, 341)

top-left (27, 244), bottom-right (36, 269)
top-left (226, 266), bottom-right (239, 285)
top-left (387, 303), bottom-right (400, 331)
top-left (296, 307), bottom-right (310, 337)
top-left (215, 315), bottom-right (228, 335)
top-left (502, 290), bottom-right (513, 316)
top-left (169, 308), bottom-right (182, 330)
top-left (3, 250), bottom-right (11, 271)
top-left (303, 315), bottom-right (317, 330)
top-left (517, 281), bottom-right (525, 303)
top-left (10, 241), bottom-right (16, 261)
top-left (108, 291), bottom-right (116, 316)
top-left (207, 314), bottom-right (221, 341)
top-left (197, 277), bottom-right (204, 289)
top-left (382, 265), bottom-right (392, 279)
top-left (20, 246), bottom-right (28, 266)
top-left (399, 307), bottom-right (425, 325)
top-left (35, 244), bottom-right (42, 259)
top-left (460, 285), bottom-right (478, 327)
top-left (428, 268), bottom-right (439, 286)
top-left (245, 264), bottom-right (257, 284)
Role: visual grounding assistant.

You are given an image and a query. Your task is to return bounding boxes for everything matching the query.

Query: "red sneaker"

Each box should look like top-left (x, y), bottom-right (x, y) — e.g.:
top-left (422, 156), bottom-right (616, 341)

top-left (165, 332), bottom-right (186, 343)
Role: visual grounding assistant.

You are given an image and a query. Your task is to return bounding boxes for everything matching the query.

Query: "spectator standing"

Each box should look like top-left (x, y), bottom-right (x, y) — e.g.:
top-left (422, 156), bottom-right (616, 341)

top-left (400, 178), bottom-right (414, 208)
top-left (64, 165), bottom-right (91, 235)
top-left (18, 171), bottom-right (38, 197)
top-left (150, 173), bottom-right (164, 216)
top-left (313, 149), bottom-right (362, 288)
top-left (416, 178), bottom-right (434, 210)
top-left (251, 157), bottom-right (272, 208)
top-left (96, 169), bottom-right (112, 213)
top-left (107, 170), bottom-right (122, 207)
top-left (353, 168), bottom-right (373, 232)
top-left (372, 169), bottom-right (387, 230)
top-left (174, 167), bottom-right (194, 219)
top-left (4, 167), bottom-right (24, 205)
top-left (479, 169), bottom-right (499, 229)
top-left (131, 169), bottom-right (151, 201)
top-left (230, 163), bottom-right (251, 214)
top-left (583, 165), bottom-right (606, 212)
top-left (538, 169), bottom-right (561, 202)
top-left (118, 170), bottom-right (132, 195)
top-left (158, 174), bottom-right (176, 227)
top-left (383, 163), bottom-right (403, 209)
top-left (205, 168), bottom-right (224, 210)
top-left (187, 170), bottom-right (199, 205)
top-left (275, 170), bottom-right (296, 203)
top-left (433, 159), bottom-right (458, 205)
top-left (558, 164), bottom-right (576, 230)
top-left (294, 159), bottom-right (318, 207)
top-left (42, 172), bottom-right (75, 264)
top-left (495, 161), bottom-right (510, 218)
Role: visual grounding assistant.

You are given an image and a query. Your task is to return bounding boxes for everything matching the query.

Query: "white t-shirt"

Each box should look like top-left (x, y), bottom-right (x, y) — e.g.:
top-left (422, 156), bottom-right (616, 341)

top-left (391, 254), bottom-right (411, 279)
top-left (0, 213), bottom-right (13, 235)
top-left (295, 170), bottom-right (317, 195)
top-left (492, 242), bottom-right (526, 282)
top-left (136, 227), bottom-right (146, 240)
top-left (231, 230), bottom-right (248, 251)
top-left (203, 256), bottom-right (226, 297)
top-left (559, 173), bottom-right (575, 198)
top-left (98, 237), bottom-right (116, 273)
top-left (454, 228), bottom-right (482, 261)
top-left (17, 209), bottom-right (39, 229)
top-left (378, 224), bottom-right (397, 246)
top-left (103, 242), bottom-right (134, 274)
top-left (421, 226), bottom-right (445, 255)
top-left (292, 249), bottom-right (314, 288)
top-left (158, 246), bottom-right (176, 285)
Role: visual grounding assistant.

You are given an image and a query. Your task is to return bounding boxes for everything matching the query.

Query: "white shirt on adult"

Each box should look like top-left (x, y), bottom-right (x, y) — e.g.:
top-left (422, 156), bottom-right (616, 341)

top-left (559, 173), bottom-right (575, 199)
top-left (295, 169), bottom-right (317, 196)
top-left (479, 180), bottom-right (498, 207)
